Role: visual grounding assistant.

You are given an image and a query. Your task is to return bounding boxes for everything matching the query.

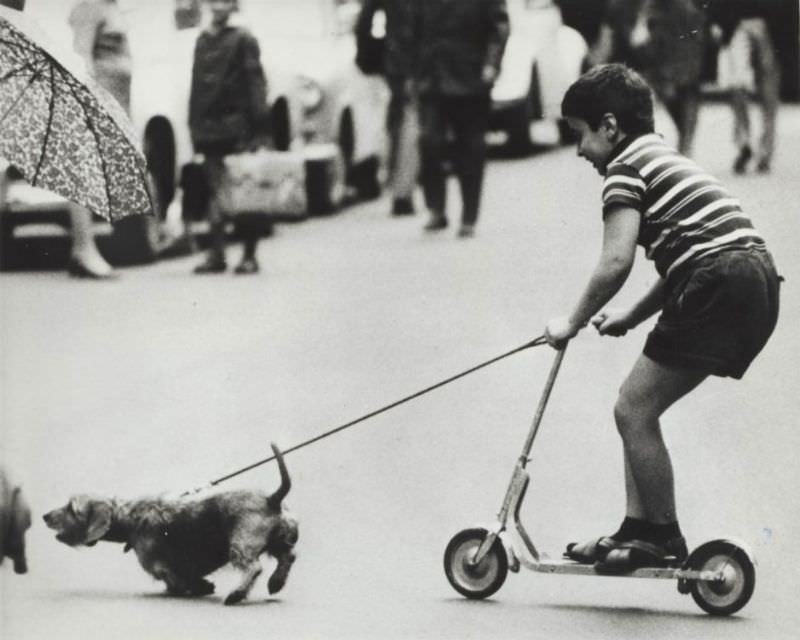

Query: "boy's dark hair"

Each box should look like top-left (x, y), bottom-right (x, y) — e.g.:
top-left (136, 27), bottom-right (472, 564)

top-left (561, 64), bottom-right (655, 135)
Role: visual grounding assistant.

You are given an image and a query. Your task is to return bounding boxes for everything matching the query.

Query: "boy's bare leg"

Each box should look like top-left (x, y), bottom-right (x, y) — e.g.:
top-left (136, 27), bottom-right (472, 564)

top-left (623, 453), bottom-right (645, 520)
top-left (615, 354), bottom-right (706, 525)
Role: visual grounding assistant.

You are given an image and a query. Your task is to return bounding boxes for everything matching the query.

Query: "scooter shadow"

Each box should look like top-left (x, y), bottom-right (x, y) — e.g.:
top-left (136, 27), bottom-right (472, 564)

top-left (442, 598), bottom-right (750, 625)
top-left (542, 602), bottom-right (750, 624)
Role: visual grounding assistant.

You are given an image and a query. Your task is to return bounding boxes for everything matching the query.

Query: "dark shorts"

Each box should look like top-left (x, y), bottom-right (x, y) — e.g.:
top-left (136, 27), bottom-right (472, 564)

top-left (644, 248), bottom-right (781, 379)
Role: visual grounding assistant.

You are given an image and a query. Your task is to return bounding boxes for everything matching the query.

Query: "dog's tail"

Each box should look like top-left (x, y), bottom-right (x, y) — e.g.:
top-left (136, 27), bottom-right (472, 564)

top-left (267, 442), bottom-right (291, 510)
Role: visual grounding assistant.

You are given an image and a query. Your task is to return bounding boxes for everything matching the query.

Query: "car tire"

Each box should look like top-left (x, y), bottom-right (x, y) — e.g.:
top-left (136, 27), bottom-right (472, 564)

top-left (505, 65), bottom-right (542, 155)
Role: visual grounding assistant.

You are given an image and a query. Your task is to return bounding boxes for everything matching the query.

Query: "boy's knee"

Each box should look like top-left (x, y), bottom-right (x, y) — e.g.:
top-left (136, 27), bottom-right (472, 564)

top-left (613, 395), bottom-right (634, 438)
top-left (613, 391), bottom-right (646, 440)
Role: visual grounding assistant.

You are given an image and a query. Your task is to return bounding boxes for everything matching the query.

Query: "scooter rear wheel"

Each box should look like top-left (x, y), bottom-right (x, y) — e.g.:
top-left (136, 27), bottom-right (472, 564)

top-left (444, 528), bottom-right (508, 599)
top-left (687, 540), bottom-right (755, 616)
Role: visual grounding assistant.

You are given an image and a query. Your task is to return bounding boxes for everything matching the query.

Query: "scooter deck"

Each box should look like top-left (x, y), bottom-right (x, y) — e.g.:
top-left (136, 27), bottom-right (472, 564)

top-left (519, 556), bottom-right (715, 581)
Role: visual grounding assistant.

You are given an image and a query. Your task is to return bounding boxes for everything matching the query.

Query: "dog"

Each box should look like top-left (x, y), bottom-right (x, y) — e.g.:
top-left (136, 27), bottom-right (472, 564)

top-left (0, 465), bottom-right (32, 574)
top-left (43, 443), bottom-right (298, 605)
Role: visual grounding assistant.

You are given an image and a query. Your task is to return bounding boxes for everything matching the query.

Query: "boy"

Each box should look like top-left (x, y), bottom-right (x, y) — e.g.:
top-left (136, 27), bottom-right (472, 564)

top-left (545, 64), bottom-right (780, 572)
top-left (189, 0), bottom-right (269, 274)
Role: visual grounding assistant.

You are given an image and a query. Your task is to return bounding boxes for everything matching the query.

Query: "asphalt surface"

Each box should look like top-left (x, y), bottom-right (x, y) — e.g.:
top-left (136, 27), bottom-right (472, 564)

top-left (1, 103), bottom-right (799, 639)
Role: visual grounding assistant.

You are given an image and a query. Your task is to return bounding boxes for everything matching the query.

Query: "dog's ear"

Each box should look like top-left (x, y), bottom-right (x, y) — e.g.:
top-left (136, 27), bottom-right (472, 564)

top-left (71, 496), bottom-right (113, 544)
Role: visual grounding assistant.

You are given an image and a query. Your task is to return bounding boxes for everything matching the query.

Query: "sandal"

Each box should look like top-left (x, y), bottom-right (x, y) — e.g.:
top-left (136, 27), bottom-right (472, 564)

top-left (594, 536), bottom-right (688, 574)
top-left (564, 536), bottom-right (618, 564)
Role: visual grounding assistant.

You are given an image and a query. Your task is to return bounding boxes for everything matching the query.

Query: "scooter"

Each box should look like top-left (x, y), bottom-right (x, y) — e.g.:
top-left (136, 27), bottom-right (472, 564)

top-left (443, 346), bottom-right (756, 616)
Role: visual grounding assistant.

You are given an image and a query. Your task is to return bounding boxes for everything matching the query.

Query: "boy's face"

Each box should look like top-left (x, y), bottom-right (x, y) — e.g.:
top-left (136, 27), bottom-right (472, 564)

top-left (208, 0), bottom-right (236, 25)
top-left (566, 115), bottom-right (621, 176)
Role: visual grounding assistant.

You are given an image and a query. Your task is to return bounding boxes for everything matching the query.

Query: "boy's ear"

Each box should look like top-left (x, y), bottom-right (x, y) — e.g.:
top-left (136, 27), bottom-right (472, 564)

top-left (599, 113), bottom-right (620, 140)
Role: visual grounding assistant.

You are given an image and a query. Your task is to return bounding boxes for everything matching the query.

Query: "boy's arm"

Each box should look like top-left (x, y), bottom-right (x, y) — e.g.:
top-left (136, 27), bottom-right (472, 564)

top-left (592, 276), bottom-right (666, 336)
top-left (545, 206), bottom-right (640, 348)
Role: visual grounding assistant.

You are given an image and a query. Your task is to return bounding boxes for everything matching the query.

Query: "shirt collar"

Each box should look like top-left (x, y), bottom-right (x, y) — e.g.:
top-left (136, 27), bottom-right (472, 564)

top-left (607, 134), bottom-right (639, 164)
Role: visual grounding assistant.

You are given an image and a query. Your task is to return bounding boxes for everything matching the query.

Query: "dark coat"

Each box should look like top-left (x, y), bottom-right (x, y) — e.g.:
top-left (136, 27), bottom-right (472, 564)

top-left (355, 0), bottom-right (417, 78)
top-left (415, 0), bottom-right (510, 97)
top-left (188, 25), bottom-right (269, 155)
top-left (604, 0), bottom-right (706, 93)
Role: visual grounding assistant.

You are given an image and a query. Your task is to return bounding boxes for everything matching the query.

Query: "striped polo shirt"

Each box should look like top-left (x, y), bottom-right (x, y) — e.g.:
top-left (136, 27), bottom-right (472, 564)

top-left (602, 133), bottom-right (766, 280)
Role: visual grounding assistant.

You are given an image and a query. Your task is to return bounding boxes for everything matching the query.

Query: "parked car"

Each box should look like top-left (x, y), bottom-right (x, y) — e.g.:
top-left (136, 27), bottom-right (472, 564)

top-left (489, 0), bottom-right (588, 152)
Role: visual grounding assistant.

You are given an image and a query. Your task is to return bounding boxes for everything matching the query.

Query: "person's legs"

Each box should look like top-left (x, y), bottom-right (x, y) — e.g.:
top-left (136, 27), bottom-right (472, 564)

top-left (68, 204), bottom-right (115, 279)
top-left (730, 87), bottom-right (752, 173)
top-left (449, 93), bottom-right (489, 234)
top-left (749, 19), bottom-right (780, 172)
top-left (232, 215), bottom-right (260, 274)
top-left (387, 77), bottom-right (418, 215)
top-left (615, 353), bottom-right (707, 525)
top-left (727, 23), bottom-right (755, 173)
top-left (417, 95), bottom-right (448, 230)
top-left (195, 154), bottom-right (227, 273)
top-left (675, 86), bottom-right (700, 158)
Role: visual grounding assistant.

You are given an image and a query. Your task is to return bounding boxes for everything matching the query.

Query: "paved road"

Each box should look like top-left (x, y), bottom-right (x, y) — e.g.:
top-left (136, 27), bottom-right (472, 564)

top-left (1, 104), bottom-right (799, 639)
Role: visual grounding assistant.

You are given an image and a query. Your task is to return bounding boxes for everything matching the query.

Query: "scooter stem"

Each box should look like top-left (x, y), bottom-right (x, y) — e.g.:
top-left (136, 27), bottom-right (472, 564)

top-left (520, 346), bottom-right (566, 461)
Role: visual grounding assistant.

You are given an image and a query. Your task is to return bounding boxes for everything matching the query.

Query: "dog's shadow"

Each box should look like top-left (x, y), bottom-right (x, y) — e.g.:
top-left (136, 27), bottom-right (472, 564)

top-left (141, 592), bottom-right (283, 607)
top-left (48, 589), bottom-right (282, 607)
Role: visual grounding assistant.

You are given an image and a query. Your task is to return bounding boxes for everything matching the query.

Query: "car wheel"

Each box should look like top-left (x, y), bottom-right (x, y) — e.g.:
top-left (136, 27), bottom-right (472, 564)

top-left (505, 65), bottom-right (542, 155)
top-left (109, 118), bottom-right (175, 264)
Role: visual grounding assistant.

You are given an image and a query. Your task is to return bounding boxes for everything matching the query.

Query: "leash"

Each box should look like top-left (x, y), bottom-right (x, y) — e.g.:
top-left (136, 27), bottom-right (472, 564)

top-left (181, 336), bottom-right (548, 496)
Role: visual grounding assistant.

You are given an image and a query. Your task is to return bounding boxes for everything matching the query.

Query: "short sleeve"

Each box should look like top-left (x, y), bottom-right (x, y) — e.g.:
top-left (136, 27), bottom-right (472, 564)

top-left (602, 163), bottom-right (645, 218)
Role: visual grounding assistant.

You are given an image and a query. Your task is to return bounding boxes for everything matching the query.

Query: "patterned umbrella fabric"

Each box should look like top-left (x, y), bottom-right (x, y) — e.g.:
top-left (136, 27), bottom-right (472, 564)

top-left (0, 6), bottom-right (152, 221)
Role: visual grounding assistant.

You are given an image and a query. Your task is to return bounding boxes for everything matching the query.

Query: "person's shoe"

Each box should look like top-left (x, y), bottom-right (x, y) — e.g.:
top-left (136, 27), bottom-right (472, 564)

top-left (457, 224), bottom-right (475, 238)
top-left (234, 257), bottom-right (259, 275)
top-left (193, 256), bottom-right (227, 274)
top-left (733, 145), bottom-right (752, 174)
top-left (423, 214), bottom-right (448, 232)
top-left (391, 197), bottom-right (415, 216)
top-left (594, 536), bottom-right (688, 574)
top-left (564, 536), bottom-right (619, 564)
top-left (67, 257), bottom-right (117, 280)
top-left (755, 157), bottom-right (771, 173)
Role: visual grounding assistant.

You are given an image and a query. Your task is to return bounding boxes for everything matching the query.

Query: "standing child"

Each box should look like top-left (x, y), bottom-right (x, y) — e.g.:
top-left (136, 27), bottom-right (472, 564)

top-left (545, 64), bottom-right (780, 572)
top-left (189, 0), bottom-right (269, 274)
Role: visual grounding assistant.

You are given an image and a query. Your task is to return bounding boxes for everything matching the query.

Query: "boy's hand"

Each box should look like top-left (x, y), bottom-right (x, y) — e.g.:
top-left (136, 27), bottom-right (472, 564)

top-left (591, 309), bottom-right (634, 337)
top-left (544, 316), bottom-right (582, 349)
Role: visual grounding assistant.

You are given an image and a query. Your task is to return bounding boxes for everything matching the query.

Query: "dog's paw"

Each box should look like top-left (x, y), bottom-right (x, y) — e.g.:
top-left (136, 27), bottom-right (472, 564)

top-left (267, 573), bottom-right (287, 595)
top-left (224, 589), bottom-right (247, 605)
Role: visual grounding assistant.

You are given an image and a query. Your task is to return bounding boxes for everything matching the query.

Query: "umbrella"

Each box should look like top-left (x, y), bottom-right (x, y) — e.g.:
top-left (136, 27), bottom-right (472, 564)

top-left (0, 5), bottom-right (152, 221)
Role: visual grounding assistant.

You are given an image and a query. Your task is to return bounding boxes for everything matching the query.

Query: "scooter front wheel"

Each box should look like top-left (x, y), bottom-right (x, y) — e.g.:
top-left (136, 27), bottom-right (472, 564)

top-left (444, 528), bottom-right (508, 599)
top-left (687, 540), bottom-right (756, 616)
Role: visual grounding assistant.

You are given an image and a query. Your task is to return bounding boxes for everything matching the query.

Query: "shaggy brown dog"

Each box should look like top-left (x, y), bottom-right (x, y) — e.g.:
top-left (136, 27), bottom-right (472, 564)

top-left (43, 443), bottom-right (298, 605)
top-left (1, 466), bottom-right (32, 574)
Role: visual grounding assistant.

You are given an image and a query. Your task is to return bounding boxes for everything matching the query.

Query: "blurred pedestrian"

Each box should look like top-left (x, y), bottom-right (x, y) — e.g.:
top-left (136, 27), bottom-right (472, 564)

top-left (64, 0), bottom-right (133, 278)
top-left (591, 0), bottom-right (706, 156)
top-left (415, 0), bottom-right (509, 238)
top-left (2, 0), bottom-right (112, 279)
top-left (189, 0), bottom-right (270, 274)
top-left (709, 1), bottom-right (781, 174)
top-left (356, 0), bottom-right (419, 216)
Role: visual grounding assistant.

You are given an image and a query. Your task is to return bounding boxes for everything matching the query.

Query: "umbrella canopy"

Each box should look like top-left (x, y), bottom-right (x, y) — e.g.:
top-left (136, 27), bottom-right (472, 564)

top-left (0, 6), bottom-right (152, 221)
